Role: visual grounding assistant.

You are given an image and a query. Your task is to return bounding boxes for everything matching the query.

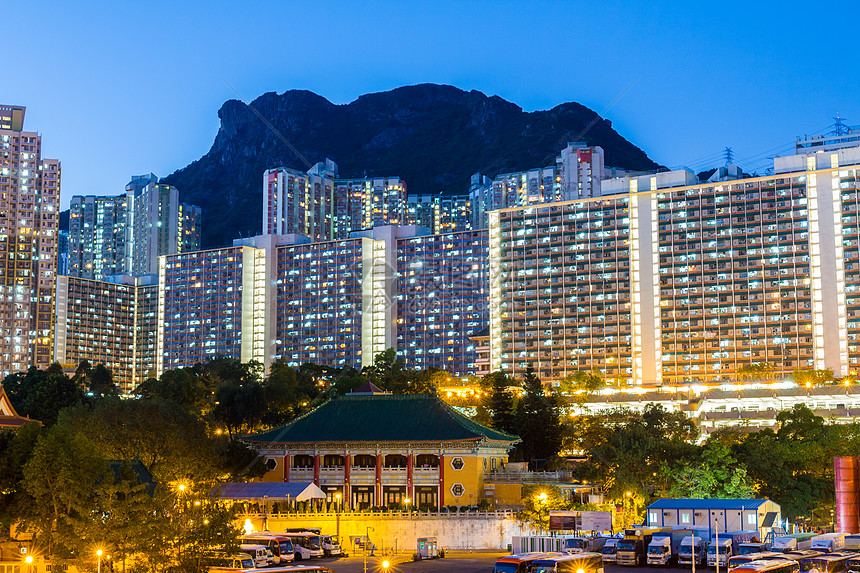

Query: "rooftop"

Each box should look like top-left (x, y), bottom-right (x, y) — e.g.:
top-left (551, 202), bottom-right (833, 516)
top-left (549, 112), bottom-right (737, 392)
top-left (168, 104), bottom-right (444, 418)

top-left (245, 392), bottom-right (518, 445)
top-left (648, 498), bottom-right (771, 510)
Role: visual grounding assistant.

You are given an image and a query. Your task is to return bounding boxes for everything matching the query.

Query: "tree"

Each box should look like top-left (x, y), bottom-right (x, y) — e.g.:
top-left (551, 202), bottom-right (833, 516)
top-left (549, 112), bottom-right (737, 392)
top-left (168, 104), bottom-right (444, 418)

top-left (57, 398), bottom-right (221, 484)
top-left (515, 368), bottom-right (563, 469)
top-left (212, 379), bottom-right (265, 439)
top-left (3, 364), bottom-right (85, 426)
top-left (89, 363), bottom-right (117, 397)
top-left (135, 366), bottom-right (212, 414)
top-left (664, 442), bottom-right (755, 499)
top-left (732, 404), bottom-right (841, 520)
top-left (483, 371), bottom-right (517, 435)
top-left (0, 423), bottom-right (42, 528)
top-left (791, 368), bottom-right (836, 387)
top-left (516, 484), bottom-right (567, 532)
top-left (21, 425), bottom-right (109, 559)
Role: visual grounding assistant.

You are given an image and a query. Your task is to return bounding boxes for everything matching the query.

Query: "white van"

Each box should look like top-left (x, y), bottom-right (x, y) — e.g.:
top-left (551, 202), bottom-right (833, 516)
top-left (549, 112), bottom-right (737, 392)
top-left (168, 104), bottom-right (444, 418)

top-left (239, 544), bottom-right (271, 568)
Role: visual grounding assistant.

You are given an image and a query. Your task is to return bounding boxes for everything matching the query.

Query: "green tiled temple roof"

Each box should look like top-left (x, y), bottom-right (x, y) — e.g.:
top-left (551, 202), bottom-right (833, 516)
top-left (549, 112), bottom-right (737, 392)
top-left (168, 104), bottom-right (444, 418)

top-left (245, 393), bottom-right (518, 445)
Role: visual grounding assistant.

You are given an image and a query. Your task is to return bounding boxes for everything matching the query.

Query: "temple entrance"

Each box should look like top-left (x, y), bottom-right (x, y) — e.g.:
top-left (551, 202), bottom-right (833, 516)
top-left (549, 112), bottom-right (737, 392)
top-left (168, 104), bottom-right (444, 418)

top-left (414, 485), bottom-right (438, 510)
top-left (351, 485), bottom-right (374, 510)
top-left (382, 485), bottom-right (406, 508)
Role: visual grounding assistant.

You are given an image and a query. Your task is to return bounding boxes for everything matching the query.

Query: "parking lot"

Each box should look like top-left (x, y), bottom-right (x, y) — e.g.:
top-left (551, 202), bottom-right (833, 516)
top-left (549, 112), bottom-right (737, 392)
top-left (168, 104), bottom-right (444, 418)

top-left (312, 553), bottom-right (689, 573)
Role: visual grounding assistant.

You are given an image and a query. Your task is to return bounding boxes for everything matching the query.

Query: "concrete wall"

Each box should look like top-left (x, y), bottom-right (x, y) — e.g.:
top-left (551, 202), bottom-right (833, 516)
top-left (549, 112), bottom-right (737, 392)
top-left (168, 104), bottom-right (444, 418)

top-left (248, 513), bottom-right (528, 550)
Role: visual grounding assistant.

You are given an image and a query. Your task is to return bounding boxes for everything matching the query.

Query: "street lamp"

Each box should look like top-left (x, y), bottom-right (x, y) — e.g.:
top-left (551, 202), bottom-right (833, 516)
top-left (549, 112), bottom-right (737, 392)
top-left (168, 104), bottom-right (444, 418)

top-left (381, 560), bottom-right (390, 570)
top-left (97, 549), bottom-right (103, 573)
top-left (364, 526), bottom-right (375, 573)
top-left (403, 497), bottom-right (410, 514)
top-left (335, 493), bottom-right (342, 542)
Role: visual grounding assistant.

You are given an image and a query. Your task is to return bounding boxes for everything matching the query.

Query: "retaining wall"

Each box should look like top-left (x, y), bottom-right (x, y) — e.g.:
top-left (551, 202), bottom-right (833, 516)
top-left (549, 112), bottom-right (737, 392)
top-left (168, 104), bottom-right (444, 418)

top-left (244, 512), bottom-right (531, 550)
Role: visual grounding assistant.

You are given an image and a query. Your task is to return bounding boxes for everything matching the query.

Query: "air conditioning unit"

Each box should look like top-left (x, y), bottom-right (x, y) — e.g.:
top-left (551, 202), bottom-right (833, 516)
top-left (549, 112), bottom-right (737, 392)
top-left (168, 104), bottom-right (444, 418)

top-left (664, 512), bottom-right (672, 516)
top-left (695, 512), bottom-right (703, 517)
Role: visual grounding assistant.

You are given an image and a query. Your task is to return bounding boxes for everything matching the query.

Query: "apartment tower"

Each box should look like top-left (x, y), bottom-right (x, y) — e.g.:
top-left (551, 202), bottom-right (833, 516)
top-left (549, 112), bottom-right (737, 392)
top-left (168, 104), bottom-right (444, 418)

top-left (0, 105), bottom-right (60, 375)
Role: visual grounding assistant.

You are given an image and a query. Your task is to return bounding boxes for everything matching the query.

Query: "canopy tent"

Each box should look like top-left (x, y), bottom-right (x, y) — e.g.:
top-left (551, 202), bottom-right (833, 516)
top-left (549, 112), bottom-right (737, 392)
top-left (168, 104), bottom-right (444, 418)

top-left (212, 482), bottom-right (326, 502)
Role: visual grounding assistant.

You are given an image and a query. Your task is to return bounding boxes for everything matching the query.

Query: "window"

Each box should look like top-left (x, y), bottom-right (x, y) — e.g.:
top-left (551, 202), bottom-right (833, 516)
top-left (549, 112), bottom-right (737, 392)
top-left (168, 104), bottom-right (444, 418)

top-left (649, 511), bottom-right (658, 524)
top-left (451, 457), bottom-right (465, 470)
top-left (451, 483), bottom-right (465, 497)
top-left (264, 458), bottom-right (278, 471)
top-left (747, 513), bottom-right (756, 526)
top-left (681, 512), bottom-right (691, 524)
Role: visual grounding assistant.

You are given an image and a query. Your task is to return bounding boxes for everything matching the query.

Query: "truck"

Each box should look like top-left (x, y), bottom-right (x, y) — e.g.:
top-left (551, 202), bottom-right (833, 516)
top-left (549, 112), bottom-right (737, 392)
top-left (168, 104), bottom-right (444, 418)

top-left (563, 536), bottom-right (609, 554)
top-left (845, 535), bottom-right (860, 551)
top-left (678, 535), bottom-right (708, 567)
top-left (811, 533), bottom-right (848, 552)
top-left (616, 527), bottom-right (669, 566)
top-left (772, 533), bottom-right (817, 553)
top-left (737, 542), bottom-right (769, 555)
top-left (601, 538), bottom-right (621, 564)
top-left (706, 531), bottom-right (758, 567)
top-left (647, 530), bottom-right (695, 566)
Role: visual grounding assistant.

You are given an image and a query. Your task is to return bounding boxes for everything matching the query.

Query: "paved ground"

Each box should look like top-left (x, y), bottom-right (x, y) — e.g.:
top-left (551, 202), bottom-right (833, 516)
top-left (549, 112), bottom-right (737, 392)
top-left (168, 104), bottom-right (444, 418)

top-left (311, 554), bottom-right (686, 573)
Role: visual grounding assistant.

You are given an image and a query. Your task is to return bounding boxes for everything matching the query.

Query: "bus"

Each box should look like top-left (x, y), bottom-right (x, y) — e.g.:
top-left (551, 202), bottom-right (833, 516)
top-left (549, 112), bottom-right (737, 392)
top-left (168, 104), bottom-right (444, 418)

top-left (239, 532), bottom-right (295, 564)
top-left (530, 553), bottom-right (605, 573)
top-left (781, 552), bottom-right (826, 562)
top-left (800, 552), bottom-right (860, 573)
top-left (494, 553), bottom-right (561, 573)
top-left (279, 532), bottom-right (324, 560)
top-left (728, 552), bottom-right (786, 569)
top-left (728, 559), bottom-right (800, 573)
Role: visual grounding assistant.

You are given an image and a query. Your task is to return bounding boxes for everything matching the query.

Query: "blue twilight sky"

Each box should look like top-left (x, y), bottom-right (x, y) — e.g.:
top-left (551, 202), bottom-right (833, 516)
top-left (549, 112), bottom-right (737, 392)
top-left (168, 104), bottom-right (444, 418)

top-left (4, 0), bottom-right (859, 210)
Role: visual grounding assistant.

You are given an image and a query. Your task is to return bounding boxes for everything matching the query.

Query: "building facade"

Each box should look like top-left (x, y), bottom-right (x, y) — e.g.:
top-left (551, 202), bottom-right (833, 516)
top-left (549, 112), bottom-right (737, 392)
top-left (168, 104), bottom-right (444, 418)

top-left (246, 390), bottom-right (517, 510)
top-left (0, 105), bottom-right (60, 375)
top-left (490, 147), bottom-right (860, 385)
top-left (127, 175), bottom-right (202, 276)
top-left (396, 229), bottom-right (489, 376)
top-left (54, 274), bottom-right (158, 392)
top-left (67, 174), bottom-right (201, 281)
top-left (68, 194), bottom-right (128, 280)
top-left (265, 161), bottom-right (407, 241)
top-left (152, 226), bottom-right (490, 377)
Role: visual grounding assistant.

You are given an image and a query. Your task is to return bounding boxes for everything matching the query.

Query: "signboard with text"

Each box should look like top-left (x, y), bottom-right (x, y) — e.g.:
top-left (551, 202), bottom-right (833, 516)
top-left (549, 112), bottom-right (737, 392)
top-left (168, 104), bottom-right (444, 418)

top-left (549, 510), bottom-right (613, 532)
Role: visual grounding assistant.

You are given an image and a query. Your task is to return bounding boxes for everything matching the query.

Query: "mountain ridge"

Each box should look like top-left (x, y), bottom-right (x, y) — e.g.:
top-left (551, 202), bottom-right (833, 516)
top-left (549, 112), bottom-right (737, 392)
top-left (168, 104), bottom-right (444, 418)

top-left (161, 83), bottom-right (661, 248)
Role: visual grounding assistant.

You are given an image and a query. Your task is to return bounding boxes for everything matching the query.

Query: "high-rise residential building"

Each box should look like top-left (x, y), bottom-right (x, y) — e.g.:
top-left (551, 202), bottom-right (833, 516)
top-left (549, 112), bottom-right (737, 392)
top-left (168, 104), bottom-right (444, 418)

top-left (265, 161), bottom-right (406, 240)
top-left (557, 142), bottom-right (606, 201)
top-left (468, 144), bottom-right (609, 230)
top-left (0, 105), bottom-right (60, 375)
top-left (54, 274), bottom-right (158, 393)
top-left (127, 175), bottom-right (202, 275)
top-left (263, 161), bottom-right (336, 241)
top-left (396, 229), bottom-right (489, 376)
top-left (406, 194), bottom-right (436, 231)
top-left (66, 174), bottom-right (201, 281)
top-left (155, 225), bottom-right (490, 376)
top-left (157, 245), bottom-right (263, 374)
top-left (407, 193), bottom-right (472, 234)
top-left (68, 194), bottom-right (128, 280)
top-left (489, 146), bottom-right (860, 385)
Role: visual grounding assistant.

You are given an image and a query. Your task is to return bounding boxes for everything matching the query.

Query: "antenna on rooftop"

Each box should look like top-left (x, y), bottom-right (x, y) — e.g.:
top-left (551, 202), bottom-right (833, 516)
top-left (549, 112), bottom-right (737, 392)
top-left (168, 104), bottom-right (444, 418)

top-left (834, 115), bottom-right (849, 136)
top-left (724, 147), bottom-right (734, 167)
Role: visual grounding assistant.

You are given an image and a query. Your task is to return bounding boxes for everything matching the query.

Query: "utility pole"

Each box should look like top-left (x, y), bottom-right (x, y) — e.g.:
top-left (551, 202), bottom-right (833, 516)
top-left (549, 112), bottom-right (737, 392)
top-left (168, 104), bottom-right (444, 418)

top-left (715, 514), bottom-right (720, 573)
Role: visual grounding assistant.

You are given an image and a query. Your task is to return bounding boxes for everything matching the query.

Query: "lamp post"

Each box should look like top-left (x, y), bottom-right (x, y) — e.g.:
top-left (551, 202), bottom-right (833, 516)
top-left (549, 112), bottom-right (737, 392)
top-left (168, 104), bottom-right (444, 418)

top-left (536, 492), bottom-right (548, 533)
top-left (25, 555), bottom-right (33, 573)
top-left (335, 493), bottom-right (342, 543)
top-left (364, 526), bottom-right (375, 573)
top-left (97, 549), bottom-right (103, 573)
top-left (404, 497), bottom-right (410, 515)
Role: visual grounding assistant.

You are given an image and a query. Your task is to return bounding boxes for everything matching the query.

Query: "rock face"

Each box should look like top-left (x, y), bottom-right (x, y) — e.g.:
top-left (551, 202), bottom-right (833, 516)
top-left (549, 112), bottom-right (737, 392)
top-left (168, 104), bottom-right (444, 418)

top-left (162, 84), bottom-right (660, 248)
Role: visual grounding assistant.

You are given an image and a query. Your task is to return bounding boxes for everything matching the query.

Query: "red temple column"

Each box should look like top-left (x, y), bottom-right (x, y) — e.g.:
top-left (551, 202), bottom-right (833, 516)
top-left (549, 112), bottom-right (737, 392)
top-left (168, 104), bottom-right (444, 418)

top-left (438, 452), bottom-right (445, 510)
top-left (313, 453), bottom-right (320, 486)
top-left (407, 452), bottom-right (414, 503)
top-left (344, 451), bottom-right (351, 510)
top-left (376, 453), bottom-right (383, 507)
top-left (284, 454), bottom-right (290, 482)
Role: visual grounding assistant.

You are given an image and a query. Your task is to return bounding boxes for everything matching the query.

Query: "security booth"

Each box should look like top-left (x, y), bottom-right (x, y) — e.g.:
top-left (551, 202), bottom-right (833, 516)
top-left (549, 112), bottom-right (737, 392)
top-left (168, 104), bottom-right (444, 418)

top-left (417, 537), bottom-right (438, 559)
